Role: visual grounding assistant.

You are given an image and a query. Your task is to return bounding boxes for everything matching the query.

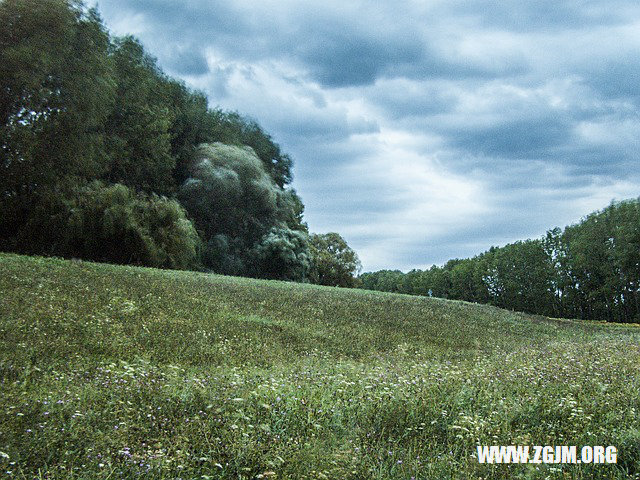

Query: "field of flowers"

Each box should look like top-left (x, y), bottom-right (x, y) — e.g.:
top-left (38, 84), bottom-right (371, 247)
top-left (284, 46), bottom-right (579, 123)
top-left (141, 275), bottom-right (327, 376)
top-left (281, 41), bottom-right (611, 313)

top-left (1, 253), bottom-right (639, 479)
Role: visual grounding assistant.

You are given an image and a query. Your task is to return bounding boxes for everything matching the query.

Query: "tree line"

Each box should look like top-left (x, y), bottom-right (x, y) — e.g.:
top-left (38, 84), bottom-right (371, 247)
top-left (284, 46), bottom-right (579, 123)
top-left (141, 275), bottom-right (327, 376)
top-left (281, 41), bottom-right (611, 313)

top-left (0, 0), bottom-right (360, 286)
top-left (360, 198), bottom-right (640, 323)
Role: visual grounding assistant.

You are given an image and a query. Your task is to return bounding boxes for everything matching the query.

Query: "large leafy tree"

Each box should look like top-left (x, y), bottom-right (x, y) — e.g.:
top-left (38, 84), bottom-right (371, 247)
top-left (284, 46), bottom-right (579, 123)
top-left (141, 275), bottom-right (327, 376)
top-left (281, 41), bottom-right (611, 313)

top-left (448, 258), bottom-right (482, 303)
top-left (609, 200), bottom-right (640, 322)
top-left (560, 199), bottom-right (640, 322)
top-left (309, 232), bottom-right (361, 287)
top-left (161, 79), bottom-right (217, 185)
top-left (179, 143), bottom-right (306, 277)
top-left (103, 36), bottom-right (174, 195)
top-left (0, 0), bottom-right (114, 246)
top-left (207, 110), bottom-right (293, 188)
top-left (481, 240), bottom-right (556, 315)
top-left (0, 1), bottom-right (114, 176)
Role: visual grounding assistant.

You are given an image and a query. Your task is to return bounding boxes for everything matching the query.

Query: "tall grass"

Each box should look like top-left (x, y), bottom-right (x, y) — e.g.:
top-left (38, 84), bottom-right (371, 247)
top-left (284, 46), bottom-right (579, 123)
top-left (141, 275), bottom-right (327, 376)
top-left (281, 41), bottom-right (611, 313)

top-left (1, 253), bottom-right (639, 479)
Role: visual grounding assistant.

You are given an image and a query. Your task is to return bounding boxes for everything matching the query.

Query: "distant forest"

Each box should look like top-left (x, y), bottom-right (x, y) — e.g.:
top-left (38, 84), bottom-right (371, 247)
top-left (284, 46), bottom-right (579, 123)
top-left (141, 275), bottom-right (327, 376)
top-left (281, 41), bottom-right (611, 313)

top-left (0, 0), bottom-right (360, 287)
top-left (360, 198), bottom-right (640, 323)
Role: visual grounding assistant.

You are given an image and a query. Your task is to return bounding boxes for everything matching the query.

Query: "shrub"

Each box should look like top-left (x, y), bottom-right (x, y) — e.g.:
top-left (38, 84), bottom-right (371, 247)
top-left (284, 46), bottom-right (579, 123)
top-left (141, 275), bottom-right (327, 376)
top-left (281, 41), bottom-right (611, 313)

top-left (18, 180), bottom-right (200, 269)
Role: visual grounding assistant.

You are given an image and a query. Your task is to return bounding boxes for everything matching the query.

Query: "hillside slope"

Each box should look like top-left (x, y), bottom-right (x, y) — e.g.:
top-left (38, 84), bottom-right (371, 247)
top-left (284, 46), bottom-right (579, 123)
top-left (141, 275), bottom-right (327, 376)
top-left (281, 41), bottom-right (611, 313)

top-left (1, 253), bottom-right (639, 479)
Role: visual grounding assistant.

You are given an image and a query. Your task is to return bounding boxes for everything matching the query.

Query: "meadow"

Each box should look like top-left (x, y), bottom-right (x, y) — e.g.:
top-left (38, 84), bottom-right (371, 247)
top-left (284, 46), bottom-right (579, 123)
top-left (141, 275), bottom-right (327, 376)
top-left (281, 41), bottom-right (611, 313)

top-left (1, 253), bottom-right (639, 479)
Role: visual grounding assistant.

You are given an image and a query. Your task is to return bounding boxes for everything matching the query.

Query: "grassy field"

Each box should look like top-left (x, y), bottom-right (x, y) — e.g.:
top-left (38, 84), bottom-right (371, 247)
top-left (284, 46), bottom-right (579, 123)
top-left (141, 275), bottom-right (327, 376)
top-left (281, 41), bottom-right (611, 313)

top-left (1, 253), bottom-right (639, 479)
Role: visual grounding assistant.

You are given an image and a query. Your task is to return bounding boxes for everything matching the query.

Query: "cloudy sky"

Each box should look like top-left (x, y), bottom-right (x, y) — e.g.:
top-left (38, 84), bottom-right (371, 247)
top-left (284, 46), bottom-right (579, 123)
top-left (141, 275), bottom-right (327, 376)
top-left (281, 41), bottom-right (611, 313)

top-left (92, 0), bottom-right (640, 271)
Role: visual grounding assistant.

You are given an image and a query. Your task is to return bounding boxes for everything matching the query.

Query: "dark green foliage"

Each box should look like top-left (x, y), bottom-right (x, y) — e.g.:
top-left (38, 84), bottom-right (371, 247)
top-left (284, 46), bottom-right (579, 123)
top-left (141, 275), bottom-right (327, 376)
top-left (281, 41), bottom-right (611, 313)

top-left (481, 240), bottom-right (556, 315)
top-left (200, 234), bottom-right (246, 276)
top-left (251, 226), bottom-right (311, 281)
top-left (359, 269), bottom-right (408, 293)
top-left (446, 257), bottom-right (487, 304)
top-left (179, 143), bottom-right (281, 240)
top-left (161, 80), bottom-right (217, 185)
top-left (309, 232), bottom-right (361, 287)
top-left (178, 143), bottom-right (308, 278)
top-left (103, 36), bottom-right (174, 195)
top-left (0, 0), bottom-right (115, 194)
top-left (0, 0), bottom-right (318, 280)
top-left (0, 0), bottom-right (115, 248)
top-left (557, 199), bottom-right (640, 322)
top-left (360, 198), bottom-right (640, 323)
top-left (14, 181), bottom-right (200, 269)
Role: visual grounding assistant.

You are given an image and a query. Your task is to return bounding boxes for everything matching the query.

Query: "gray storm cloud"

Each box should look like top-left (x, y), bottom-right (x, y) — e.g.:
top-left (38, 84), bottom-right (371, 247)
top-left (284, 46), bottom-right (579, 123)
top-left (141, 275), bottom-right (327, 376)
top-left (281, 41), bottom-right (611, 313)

top-left (92, 0), bottom-right (640, 270)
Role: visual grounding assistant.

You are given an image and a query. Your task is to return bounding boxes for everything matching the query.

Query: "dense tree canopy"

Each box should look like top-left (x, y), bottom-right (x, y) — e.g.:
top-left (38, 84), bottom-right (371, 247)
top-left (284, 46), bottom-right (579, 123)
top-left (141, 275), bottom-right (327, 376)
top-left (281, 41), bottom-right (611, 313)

top-left (178, 143), bottom-right (307, 277)
top-left (0, 0), bottom-right (115, 244)
top-left (0, 0), bottom-right (357, 283)
top-left (103, 36), bottom-right (174, 195)
top-left (360, 198), bottom-right (640, 323)
top-left (0, 0), bottom-right (115, 187)
top-left (17, 181), bottom-right (201, 269)
top-left (308, 232), bottom-right (362, 287)
top-left (252, 227), bottom-right (311, 282)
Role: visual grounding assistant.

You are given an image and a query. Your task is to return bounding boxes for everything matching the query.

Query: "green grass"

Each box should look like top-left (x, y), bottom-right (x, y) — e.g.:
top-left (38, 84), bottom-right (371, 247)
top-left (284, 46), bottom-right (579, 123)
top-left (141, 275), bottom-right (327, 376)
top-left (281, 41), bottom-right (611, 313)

top-left (1, 252), bottom-right (639, 479)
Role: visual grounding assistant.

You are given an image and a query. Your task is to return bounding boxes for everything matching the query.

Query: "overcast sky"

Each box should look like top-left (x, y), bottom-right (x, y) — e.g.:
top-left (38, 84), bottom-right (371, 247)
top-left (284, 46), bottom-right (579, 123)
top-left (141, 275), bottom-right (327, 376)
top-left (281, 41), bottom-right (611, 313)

top-left (92, 0), bottom-right (640, 271)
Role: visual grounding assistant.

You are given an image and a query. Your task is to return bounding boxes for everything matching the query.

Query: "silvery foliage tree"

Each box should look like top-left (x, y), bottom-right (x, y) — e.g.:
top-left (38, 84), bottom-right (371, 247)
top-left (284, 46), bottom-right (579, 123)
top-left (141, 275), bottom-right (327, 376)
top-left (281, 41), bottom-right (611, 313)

top-left (179, 143), bottom-right (310, 280)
